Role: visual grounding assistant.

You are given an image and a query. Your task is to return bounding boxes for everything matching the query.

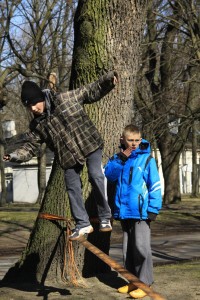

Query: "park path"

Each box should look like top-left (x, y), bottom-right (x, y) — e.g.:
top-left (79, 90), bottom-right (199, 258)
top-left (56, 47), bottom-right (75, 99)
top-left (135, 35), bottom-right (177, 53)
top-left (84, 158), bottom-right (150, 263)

top-left (1, 229), bottom-right (200, 280)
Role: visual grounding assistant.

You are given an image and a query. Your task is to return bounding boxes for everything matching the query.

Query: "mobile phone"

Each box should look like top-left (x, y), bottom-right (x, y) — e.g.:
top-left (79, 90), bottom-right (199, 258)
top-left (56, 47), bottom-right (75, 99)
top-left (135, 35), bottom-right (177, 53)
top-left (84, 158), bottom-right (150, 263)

top-left (119, 143), bottom-right (126, 151)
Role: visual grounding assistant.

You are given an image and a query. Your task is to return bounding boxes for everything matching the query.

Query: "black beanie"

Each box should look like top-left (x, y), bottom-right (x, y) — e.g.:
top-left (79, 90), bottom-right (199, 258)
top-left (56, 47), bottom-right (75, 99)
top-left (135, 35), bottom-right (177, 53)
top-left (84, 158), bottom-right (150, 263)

top-left (21, 81), bottom-right (45, 106)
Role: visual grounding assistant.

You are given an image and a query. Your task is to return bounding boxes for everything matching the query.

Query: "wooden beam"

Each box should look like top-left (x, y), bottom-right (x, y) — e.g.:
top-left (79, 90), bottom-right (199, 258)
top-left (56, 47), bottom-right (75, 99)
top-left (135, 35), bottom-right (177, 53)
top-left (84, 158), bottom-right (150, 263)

top-left (79, 236), bottom-right (166, 300)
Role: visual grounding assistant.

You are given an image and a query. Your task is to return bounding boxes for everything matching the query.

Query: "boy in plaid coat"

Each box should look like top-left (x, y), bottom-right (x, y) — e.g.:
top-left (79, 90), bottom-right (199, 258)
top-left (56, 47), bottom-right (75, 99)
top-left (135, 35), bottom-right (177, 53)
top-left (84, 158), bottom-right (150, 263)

top-left (3, 71), bottom-right (118, 240)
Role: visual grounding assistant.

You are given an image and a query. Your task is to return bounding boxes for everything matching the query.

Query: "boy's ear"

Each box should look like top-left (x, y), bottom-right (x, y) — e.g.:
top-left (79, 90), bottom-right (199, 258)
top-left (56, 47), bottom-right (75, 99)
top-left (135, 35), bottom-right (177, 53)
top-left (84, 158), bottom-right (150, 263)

top-left (120, 136), bottom-right (126, 151)
top-left (120, 136), bottom-right (125, 145)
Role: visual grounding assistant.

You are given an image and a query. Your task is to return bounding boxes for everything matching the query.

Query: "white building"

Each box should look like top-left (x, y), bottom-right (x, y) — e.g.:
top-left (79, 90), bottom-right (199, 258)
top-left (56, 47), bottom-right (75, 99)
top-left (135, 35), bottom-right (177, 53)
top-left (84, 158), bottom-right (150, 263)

top-left (1, 148), bottom-right (197, 204)
top-left (3, 154), bottom-right (54, 204)
top-left (0, 120), bottom-right (197, 203)
top-left (155, 149), bottom-right (197, 195)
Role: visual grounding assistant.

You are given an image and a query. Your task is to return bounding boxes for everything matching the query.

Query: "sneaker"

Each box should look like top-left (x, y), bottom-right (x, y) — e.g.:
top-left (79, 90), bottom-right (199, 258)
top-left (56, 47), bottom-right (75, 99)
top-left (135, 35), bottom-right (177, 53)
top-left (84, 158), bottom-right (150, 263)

top-left (129, 288), bottom-right (147, 299)
top-left (118, 283), bottom-right (137, 294)
top-left (69, 225), bottom-right (94, 241)
top-left (99, 220), bottom-right (112, 232)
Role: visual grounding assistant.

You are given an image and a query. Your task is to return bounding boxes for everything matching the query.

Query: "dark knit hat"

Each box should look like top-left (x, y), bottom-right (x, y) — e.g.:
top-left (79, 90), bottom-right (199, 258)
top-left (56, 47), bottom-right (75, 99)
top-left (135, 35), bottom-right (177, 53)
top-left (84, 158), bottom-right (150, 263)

top-left (21, 81), bottom-right (45, 106)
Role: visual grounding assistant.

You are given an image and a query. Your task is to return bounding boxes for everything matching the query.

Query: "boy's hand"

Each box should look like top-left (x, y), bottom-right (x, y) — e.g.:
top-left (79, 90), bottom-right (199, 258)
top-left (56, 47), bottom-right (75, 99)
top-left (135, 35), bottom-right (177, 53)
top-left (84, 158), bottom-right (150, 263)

top-left (147, 212), bottom-right (157, 221)
top-left (3, 154), bottom-right (11, 161)
top-left (121, 147), bottom-right (132, 157)
top-left (117, 147), bottom-right (132, 163)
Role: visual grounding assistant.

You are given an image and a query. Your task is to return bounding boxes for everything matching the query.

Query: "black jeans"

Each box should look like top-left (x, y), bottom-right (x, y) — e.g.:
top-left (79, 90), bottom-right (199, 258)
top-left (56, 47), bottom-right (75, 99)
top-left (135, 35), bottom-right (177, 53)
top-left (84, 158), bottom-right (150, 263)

top-left (64, 148), bottom-right (111, 228)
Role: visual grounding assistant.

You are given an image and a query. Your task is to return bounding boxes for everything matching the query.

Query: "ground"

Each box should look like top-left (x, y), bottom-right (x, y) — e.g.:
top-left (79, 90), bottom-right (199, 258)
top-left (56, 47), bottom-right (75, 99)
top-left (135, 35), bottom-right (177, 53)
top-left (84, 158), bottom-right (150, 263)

top-left (0, 197), bottom-right (200, 300)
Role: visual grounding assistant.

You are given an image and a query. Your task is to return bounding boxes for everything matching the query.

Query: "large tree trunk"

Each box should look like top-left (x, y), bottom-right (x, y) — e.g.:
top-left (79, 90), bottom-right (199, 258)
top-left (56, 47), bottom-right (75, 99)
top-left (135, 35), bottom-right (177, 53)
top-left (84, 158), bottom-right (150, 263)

top-left (70, 0), bottom-right (148, 276)
top-left (36, 143), bottom-right (47, 204)
top-left (159, 135), bottom-right (182, 204)
top-left (2, 160), bottom-right (70, 284)
top-left (70, 0), bottom-right (148, 154)
top-left (2, 0), bottom-right (148, 286)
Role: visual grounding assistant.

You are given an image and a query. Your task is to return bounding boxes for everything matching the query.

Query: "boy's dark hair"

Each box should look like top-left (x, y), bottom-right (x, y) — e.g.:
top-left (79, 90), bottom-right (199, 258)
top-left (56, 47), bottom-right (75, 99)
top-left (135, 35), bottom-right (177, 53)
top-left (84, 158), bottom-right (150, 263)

top-left (122, 124), bottom-right (142, 137)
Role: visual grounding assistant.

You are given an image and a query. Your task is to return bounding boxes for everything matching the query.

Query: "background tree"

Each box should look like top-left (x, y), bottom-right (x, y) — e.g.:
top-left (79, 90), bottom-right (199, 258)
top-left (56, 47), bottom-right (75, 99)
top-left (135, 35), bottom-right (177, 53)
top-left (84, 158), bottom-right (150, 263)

top-left (0, 0), bottom-right (76, 205)
top-left (0, 0), bottom-right (24, 206)
top-left (134, 0), bottom-right (200, 203)
top-left (2, 0), bottom-right (149, 286)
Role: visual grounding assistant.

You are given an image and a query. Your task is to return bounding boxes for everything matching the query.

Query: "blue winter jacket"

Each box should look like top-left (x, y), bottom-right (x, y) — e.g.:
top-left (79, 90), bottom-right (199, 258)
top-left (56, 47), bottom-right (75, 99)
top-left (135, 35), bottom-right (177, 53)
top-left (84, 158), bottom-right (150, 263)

top-left (104, 139), bottom-right (162, 220)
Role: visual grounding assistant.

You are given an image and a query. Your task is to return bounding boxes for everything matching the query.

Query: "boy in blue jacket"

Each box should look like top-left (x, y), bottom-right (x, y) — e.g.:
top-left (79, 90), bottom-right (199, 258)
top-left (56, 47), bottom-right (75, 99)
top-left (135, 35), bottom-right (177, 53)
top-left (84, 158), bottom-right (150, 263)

top-left (104, 124), bottom-right (162, 299)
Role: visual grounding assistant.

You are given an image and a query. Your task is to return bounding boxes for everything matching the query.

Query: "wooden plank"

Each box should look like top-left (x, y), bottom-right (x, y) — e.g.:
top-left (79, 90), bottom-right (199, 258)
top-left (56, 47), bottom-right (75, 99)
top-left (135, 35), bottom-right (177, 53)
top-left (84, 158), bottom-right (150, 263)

top-left (39, 213), bottom-right (166, 299)
top-left (79, 236), bottom-right (166, 300)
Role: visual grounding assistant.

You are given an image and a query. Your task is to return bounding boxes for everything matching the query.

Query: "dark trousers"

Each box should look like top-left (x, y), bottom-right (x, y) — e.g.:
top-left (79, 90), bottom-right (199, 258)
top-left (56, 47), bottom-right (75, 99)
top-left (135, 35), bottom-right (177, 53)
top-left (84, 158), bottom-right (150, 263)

top-left (121, 219), bottom-right (154, 286)
top-left (64, 148), bottom-right (111, 228)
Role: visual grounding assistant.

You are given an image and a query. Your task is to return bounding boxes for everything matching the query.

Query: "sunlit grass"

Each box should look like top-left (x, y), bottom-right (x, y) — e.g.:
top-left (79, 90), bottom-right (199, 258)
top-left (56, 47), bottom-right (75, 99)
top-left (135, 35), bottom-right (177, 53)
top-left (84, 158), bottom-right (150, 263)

top-left (0, 211), bottom-right (38, 223)
top-left (0, 196), bottom-right (200, 226)
top-left (155, 260), bottom-right (200, 278)
top-left (0, 204), bottom-right (39, 224)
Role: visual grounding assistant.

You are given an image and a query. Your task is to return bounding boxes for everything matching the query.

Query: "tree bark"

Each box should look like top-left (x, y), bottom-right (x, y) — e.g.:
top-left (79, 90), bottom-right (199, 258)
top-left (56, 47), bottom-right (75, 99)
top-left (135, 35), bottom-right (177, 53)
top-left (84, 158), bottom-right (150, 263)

top-left (2, 160), bottom-right (69, 284)
top-left (36, 143), bottom-right (47, 204)
top-left (158, 134), bottom-right (182, 203)
top-left (70, 0), bottom-right (148, 156)
top-left (70, 0), bottom-right (148, 276)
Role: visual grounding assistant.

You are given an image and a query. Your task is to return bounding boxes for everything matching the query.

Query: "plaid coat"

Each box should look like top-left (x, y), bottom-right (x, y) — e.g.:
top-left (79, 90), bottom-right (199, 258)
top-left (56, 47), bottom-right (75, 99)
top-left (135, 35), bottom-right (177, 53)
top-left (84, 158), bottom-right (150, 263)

top-left (9, 71), bottom-right (117, 169)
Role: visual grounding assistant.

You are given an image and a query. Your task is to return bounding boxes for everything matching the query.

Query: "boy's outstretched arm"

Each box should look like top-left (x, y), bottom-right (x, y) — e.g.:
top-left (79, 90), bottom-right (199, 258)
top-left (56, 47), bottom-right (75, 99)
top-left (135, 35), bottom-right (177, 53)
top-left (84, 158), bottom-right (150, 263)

top-left (2, 132), bottom-right (43, 163)
top-left (82, 70), bottom-right (118, 104)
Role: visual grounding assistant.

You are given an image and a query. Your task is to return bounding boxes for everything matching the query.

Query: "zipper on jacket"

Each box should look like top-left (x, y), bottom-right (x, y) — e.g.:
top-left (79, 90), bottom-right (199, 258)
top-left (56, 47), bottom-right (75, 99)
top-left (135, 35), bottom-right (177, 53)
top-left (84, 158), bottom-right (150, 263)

top-left (129, 166), bottom-right (133, 184)
top-left (138, 194), bottom-right (144, 220)
top-left (119, 169), bottom-right (124, 206)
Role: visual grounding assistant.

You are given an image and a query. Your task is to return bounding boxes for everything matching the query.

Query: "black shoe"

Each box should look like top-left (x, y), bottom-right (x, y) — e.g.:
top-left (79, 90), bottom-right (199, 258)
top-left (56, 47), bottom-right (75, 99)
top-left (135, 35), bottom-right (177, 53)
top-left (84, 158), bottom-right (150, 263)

top-left (99, 220), bottom-right (112, 232)
top-left (69, 225), bottom-right (94, 241)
